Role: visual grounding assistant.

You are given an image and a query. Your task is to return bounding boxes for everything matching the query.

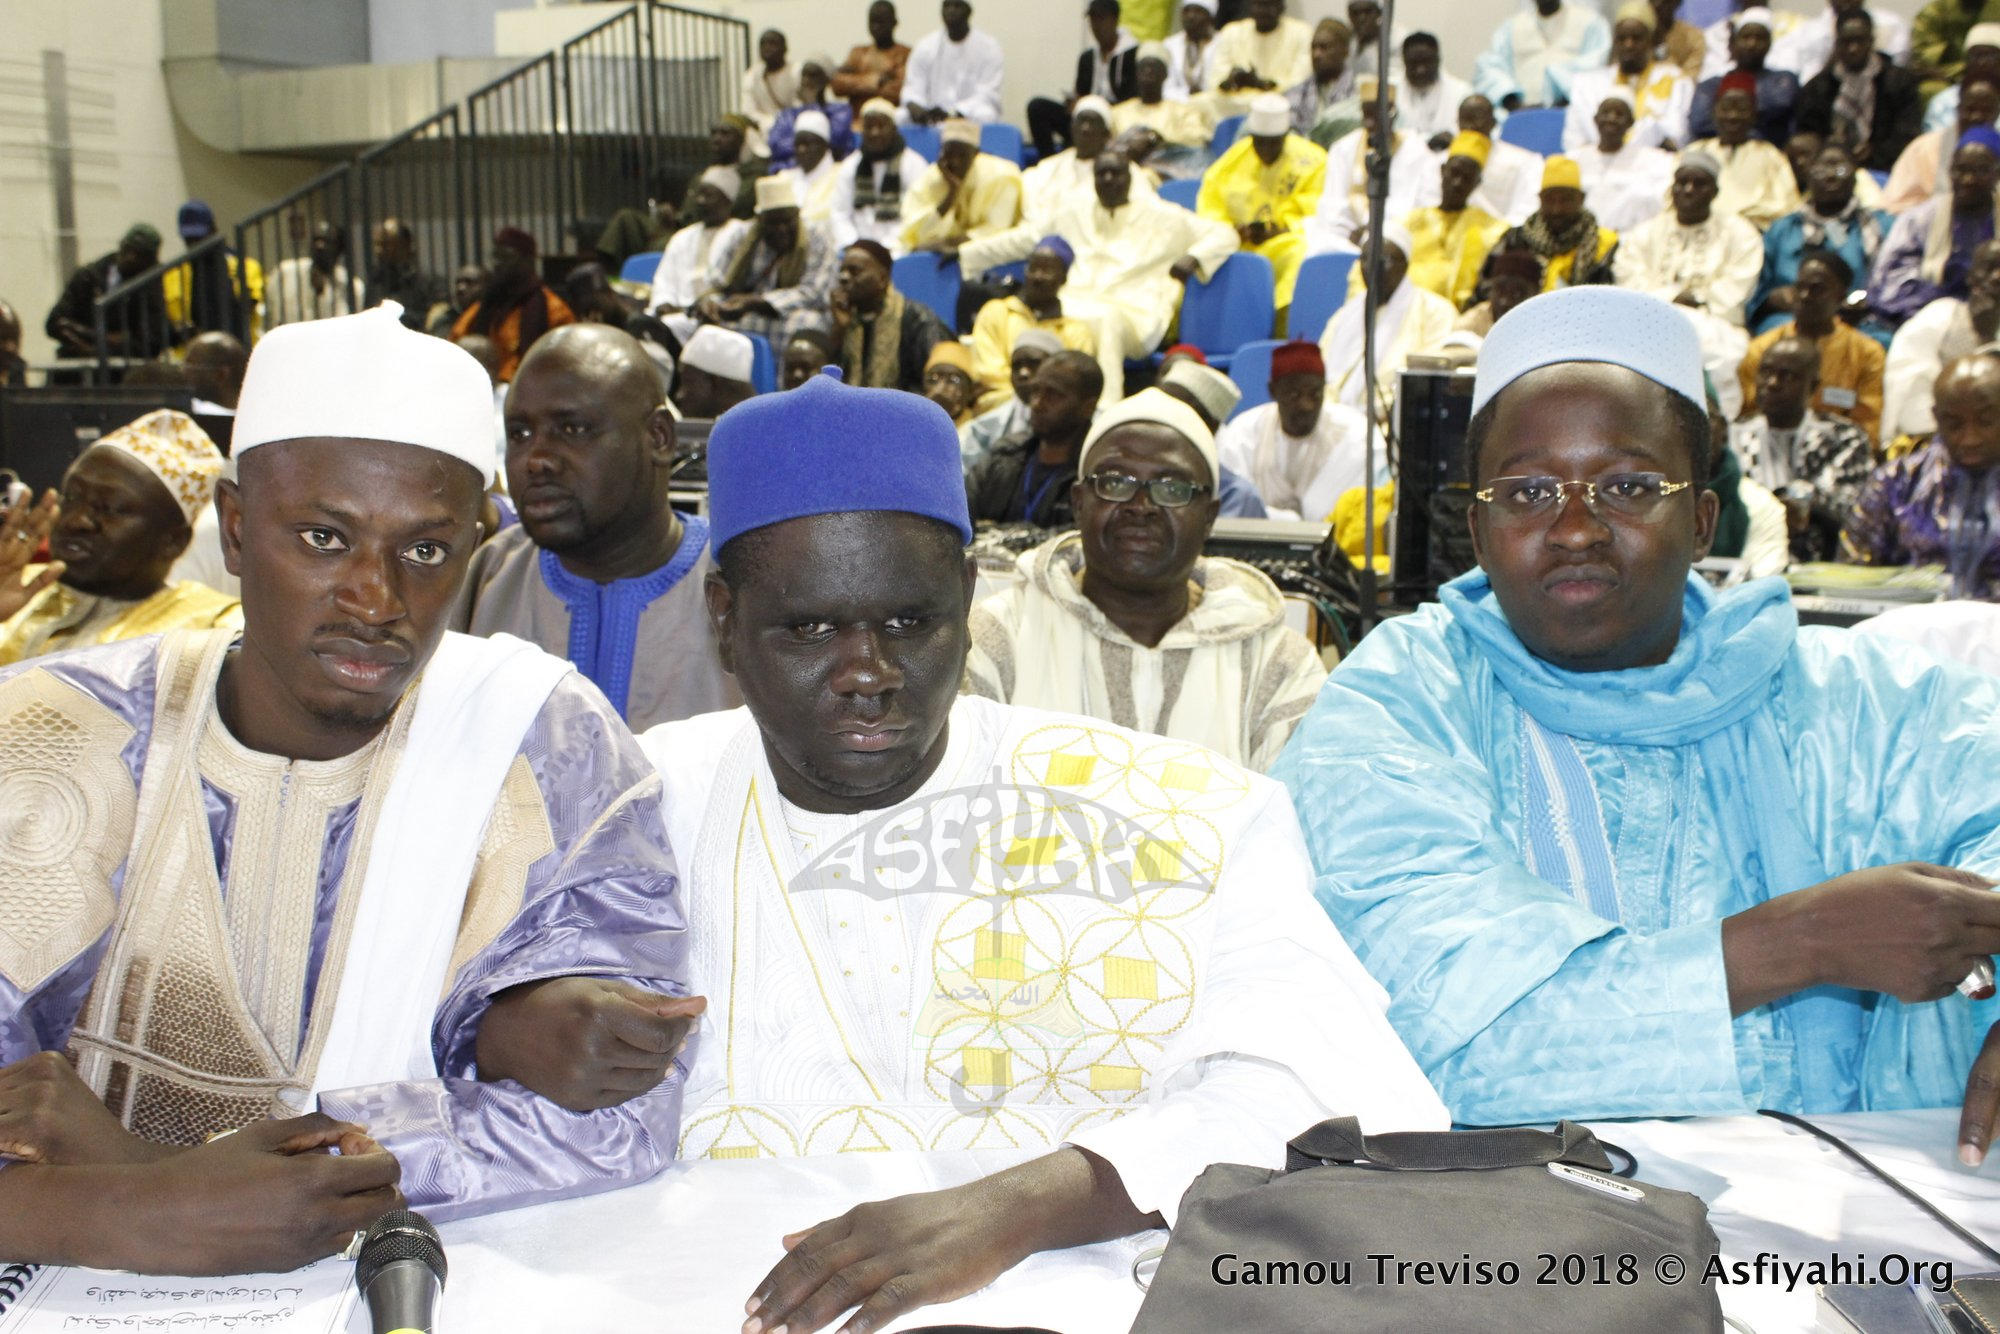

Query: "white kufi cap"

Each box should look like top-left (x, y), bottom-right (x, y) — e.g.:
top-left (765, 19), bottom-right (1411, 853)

top-left (1471, 287), bottom-right (1705, 418)
top-left (1080, 386), bottom-right (1221, 484)
top-left (1245, 93), bottom-right (1291, 138)
top-left (233, 303), bottom-right (497, 487)
top-left (683, 324), bottom-right (756, 383)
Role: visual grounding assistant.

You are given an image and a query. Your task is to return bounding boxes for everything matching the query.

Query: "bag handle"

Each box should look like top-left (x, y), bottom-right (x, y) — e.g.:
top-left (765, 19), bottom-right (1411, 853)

top-left (1285, 1118), bottom-right (1614, 1174)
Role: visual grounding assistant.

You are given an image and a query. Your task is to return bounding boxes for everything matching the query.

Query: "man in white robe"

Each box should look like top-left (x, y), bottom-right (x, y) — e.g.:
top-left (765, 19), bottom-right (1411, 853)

top-left (1454, 94), bottom-right (1545, 225)
top-left (967, 390), bottom-right (1327, 770)
top-left (1573, 87), bottom-right (1677, 232)
top-left (960, 148), bottom-right (1238, 402)
top-left (831, 100), bottom-right (933, 255)
top-left (1318, 223), bottom-right (1459, 426)
top-left (649, 167), bottom-right (749, 343)
top-left (1163, 0), bottom-right (1219, 99)
top-left (1564, 1), bottom-right (1695, 150)
top-left (1615, 148), bottom-right (1763, 416)
top-left (1304, 91), bottom-right (1434, 256)
top-left (0, 305), bottom-right (699, 1274)
top-left (1214, 338), bottom-right (1379, 522)
top-left (900, 0), bottom-right (1006, 124)
top-left (640, 367), bottom-right (1446, 1334)
top-left (1394, 32), bottom-right (1472, 142)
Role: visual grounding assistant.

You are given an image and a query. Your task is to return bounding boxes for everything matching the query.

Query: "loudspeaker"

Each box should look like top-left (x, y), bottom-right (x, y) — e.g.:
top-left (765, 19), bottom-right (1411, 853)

top-left (1392, 367), bottom-right (1478, 605)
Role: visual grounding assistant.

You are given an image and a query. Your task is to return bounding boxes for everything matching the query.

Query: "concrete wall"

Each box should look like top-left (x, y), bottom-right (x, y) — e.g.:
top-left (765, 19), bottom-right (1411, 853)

top-left (216, 0), bottom-right (369, 67)
top-left (371, 0), bottom-right (514, 62)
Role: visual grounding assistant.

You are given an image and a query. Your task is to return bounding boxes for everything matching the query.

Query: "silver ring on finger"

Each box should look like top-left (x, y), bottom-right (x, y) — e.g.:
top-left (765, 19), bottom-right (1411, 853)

top-left (1961, 958), bottom-right (1995, 998)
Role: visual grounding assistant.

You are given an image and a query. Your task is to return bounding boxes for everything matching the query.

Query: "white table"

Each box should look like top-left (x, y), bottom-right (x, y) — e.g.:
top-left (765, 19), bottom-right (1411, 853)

top-left (396, 1111), bottom-right (2000, 1332)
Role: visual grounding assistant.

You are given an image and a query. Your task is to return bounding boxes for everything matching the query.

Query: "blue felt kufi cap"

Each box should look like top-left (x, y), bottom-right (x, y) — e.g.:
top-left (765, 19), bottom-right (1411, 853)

top-left (707, 368), bottom-right (974, 550)
top-left (1471, 287), bottom-right (1706, 418)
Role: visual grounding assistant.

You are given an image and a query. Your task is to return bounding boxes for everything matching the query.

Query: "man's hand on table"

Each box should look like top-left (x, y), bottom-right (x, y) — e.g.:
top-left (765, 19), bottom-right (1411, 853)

top-left (0, 1051), bottom-right (175, 1166)
top-left (1723, 863), bottom-right (2000, 1013)
top-left (475, 976), bottom-right (706, 1112)
top-left (113, 1115), bottom-right (402, 1275)
top-left (743, 1146), bottom-right (1158, 1334)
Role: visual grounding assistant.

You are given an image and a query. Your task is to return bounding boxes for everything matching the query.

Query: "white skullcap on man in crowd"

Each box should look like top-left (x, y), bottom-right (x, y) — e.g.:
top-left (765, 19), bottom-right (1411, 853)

top-left (794, 108), bottom-right (832, 144)
top-left (235, 302), bottom-right (496, 487)
top-left (1245, 93), bottom-right (1291, 139)
top-left (681, 324), bottom-right (756, 384)
top-left (1081, 386), bottom-right (1221, 483)
top-left (1471, 286), bottom-right (1705, 418)
top-left (1159, 358), bottom-right (1243, 427)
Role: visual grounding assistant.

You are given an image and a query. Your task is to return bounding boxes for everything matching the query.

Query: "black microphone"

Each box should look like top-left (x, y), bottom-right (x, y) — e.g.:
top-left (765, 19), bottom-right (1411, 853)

top-left (354, 1208), bottom-right (447, 1334)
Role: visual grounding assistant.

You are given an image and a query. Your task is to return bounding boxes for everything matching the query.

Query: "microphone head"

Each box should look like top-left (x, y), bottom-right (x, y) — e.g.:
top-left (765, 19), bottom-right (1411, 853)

top-left (354, 1209), bottom-right (447, 1291)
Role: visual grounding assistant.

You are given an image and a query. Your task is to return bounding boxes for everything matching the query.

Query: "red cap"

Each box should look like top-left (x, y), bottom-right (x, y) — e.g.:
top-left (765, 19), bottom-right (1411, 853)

top-left (1162, 343), bottom-right (1207, 364)
top-left (1269, 339), bottom-right (1325, 381)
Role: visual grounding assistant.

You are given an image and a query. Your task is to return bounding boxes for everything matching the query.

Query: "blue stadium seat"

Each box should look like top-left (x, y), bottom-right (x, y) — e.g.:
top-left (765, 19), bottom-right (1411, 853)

top-left (1224, 339), bottom-right (1285, 421)
top-left (1159, 177), bottom-right (1202, 211)
top-left (892, 253), bottom-right (962, 326)
top-left (981, 123), bottom-right (1026, 166)
top-left (1176, 251), bottom-right (1276, 369)
top-left (903, 123), bottom-right (942, 162)
top-left (1209, 115), bottom-right (1245, 159)
top-left (1498, 108), bottom-right (1564, 156)
top-left (746, 332), bottom-right (777, 395)
top-left (1868, 169), bottom-right (1890, 190)
top-left (1288, 252), bottom-right (1356, 343)
top-left (985, 260), bottom-right (1028, 284)
top-left (619, 250), bottom-right (663, 285)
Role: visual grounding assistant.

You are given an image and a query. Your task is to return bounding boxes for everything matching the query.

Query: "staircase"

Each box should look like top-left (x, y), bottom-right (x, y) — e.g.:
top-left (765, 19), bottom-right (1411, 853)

top-left (91, 1), bottom-right (749, 368)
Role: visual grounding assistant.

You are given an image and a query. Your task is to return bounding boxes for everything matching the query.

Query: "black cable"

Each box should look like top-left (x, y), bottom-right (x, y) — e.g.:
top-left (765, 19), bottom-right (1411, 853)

top-left (1759, 1108), bottom-right (2000, 1268)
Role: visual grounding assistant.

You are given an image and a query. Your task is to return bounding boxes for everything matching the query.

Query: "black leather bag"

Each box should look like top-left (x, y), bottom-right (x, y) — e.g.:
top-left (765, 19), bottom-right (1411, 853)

top-left (1131, 1118), bottom-right (1724, 1333)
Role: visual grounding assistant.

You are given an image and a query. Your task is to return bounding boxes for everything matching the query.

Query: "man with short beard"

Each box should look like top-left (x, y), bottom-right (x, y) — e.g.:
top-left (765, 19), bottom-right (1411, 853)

top-left (1494, 156), bottom-right (1621, 291)
top-left (636, 370), bottom-right (1443, 1332)
top-left (0, 305), bottom-right (699, 1274)
top-left (458, 324), bottom-right (737, 730)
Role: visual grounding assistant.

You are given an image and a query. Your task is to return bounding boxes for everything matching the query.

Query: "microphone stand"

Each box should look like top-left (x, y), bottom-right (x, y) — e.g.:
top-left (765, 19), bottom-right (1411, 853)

top-left (1356, 0), bottom-right (1395, 635)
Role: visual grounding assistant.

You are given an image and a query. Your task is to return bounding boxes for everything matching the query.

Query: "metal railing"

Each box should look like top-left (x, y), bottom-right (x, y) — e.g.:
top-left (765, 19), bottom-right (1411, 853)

top-left (91, 1), bottom-right (748, 376)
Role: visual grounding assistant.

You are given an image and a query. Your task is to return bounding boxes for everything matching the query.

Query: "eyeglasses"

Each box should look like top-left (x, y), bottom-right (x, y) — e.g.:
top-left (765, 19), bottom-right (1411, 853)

top-left (1473, 473), bottom-right (1693, 523)
top-left (1082, 471), bottom-right (1211, 508)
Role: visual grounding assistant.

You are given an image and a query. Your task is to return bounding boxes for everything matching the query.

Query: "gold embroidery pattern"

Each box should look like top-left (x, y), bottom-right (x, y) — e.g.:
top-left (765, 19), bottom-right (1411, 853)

top-left (445, 755), bottom-right (555, 987)
top-left (0, 669), bottom-right (136, 991)
top-left (915, 723), bottom-right (1245, 1119)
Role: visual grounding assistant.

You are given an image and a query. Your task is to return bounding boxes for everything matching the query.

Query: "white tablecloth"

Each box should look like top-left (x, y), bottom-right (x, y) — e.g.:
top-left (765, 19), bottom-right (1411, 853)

top-left (393, 1111), bottom-right (2000, 1332)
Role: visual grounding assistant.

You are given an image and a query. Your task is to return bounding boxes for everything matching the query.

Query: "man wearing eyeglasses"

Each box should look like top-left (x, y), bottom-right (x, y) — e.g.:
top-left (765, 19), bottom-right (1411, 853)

top-left (966, 388), bottom-right (1326, 771)
top-left (1274, 286), bottom-right (2000, 1163)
